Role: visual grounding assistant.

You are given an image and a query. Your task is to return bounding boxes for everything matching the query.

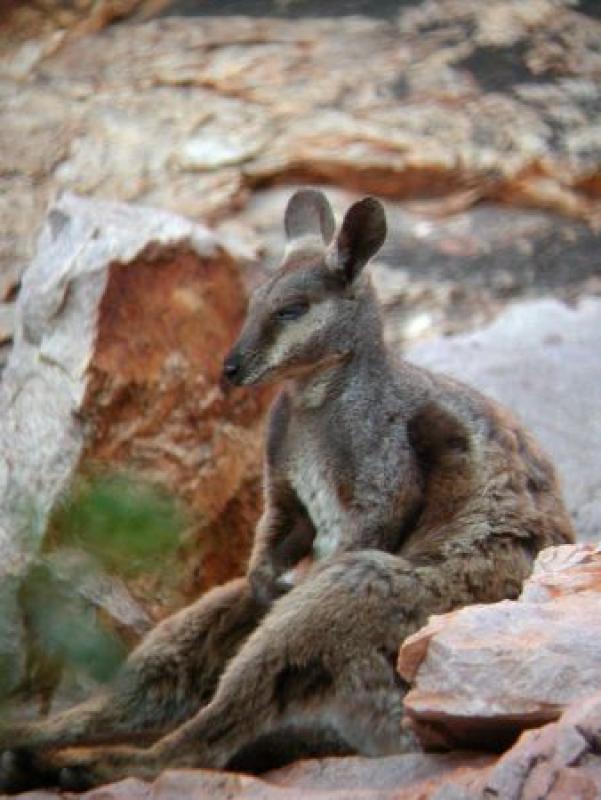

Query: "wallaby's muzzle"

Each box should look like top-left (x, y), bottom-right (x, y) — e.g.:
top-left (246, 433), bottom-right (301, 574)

top-left (222, 350), bottom-right (244, 385)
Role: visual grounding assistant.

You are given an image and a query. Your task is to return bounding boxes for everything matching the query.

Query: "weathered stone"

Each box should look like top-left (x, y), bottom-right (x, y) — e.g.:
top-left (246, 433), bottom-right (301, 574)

top-left (433, 690), bottom-right (601, 799)
top-left (398, 544), bottom-right (601, 750)
top-left (409, 298), bottom-right (601, 543)
top-left (475, 691), bottom-right (601, 800)
top-left (265, 752), bottom-right (494, 795)
top-left (2, 0), bottom-right (601, 304)
top-left (0, 194), bottom-right (269, 701)
top-left (12, 753), bottom-right (494, 800)
top-left (521, 541), bottom-right (601, 602)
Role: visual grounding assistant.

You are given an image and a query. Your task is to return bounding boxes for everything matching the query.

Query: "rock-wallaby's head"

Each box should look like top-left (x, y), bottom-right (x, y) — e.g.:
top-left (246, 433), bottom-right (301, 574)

top-left (223, 190), bottom-right (387, 386)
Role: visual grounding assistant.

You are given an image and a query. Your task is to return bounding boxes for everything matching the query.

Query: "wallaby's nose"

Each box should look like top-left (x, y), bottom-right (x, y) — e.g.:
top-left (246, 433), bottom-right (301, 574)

top-left (222, 351), bottom-right (242, 384)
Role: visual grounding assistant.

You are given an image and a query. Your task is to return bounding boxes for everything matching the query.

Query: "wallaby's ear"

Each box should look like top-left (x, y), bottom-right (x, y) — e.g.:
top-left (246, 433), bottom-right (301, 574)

top-left (331, 197), bottom-right (386, 283)
top-left (284, 189), bottom-right (336, 245)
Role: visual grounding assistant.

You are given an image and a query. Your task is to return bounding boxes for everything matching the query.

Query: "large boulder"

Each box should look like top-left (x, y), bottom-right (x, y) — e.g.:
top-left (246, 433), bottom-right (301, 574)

top-left (398, 543), bottom-right (601, 751)
top-left (0, 194), bottom-right (270, 700)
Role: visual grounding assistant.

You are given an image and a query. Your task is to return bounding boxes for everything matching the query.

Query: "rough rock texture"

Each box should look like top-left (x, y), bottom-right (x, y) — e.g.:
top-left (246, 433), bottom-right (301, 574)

top-left (0, 0), bottom-right (167, 51)
top-left (11, 753), bottom-right (494, 800)
top-left (398, 543), bottom-right (601, 750)
top-left (2, 0), bottom-right (601, 310)
top-left (410, 297), bottom-right (601, 543)
top-left (469, 691), bottom-right (601, 800)
top-left (436, 691), bottom-right (601, 799)
top-left (0, 194), bottom-right (269, 697)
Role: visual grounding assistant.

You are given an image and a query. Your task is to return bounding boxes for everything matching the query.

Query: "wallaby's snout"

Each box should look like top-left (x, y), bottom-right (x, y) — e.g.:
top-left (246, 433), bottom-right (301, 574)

top-left (223, 189), bottom-right (387, 388)
top-left (222, 349), bottom-right (243, 385)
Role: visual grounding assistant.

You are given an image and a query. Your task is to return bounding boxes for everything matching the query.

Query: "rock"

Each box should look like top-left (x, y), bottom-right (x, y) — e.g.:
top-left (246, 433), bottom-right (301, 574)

top-left (2, 1), bottom-right (601, 302)
top-left (472, 690), bottom-right (601, 800)
top-left (265, 752), bottom-right (494, 795)
top-left (409, 298), bottom-right (601, 542)
top-left (11, 753), bottom-right (494, 800)
top-left (434, 690), bottom-right (601, 799)
top-left (0, 194), bottom-right (270, 702)
top-left (398, 544), bottom-right (601, 750)
top-left (521, 541), bottom-right (601, 602)
top-left (0, 1), bottom-right (165, 52)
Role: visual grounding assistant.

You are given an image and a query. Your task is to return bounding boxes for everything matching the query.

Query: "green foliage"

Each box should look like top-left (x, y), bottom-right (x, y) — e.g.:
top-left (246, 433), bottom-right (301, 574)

top-left (51, 474), bottom-right (186, 577)
top-left (20, 562), bottom-right (127, 684)
top-left (0, 475), bottom-right (187, 709)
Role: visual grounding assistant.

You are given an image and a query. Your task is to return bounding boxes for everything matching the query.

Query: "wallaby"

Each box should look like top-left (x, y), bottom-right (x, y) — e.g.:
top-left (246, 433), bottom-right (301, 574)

top-left (0, 190), bottom-right (574, 792)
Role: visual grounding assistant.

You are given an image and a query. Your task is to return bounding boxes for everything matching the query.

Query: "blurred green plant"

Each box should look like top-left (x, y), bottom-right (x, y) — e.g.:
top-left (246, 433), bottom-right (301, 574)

top-left (50, 473), bottom-right (186, 577)
top-left (2, 474), bottom-right (186, 712)
top-left (20, 561), bottom-right (127, 686)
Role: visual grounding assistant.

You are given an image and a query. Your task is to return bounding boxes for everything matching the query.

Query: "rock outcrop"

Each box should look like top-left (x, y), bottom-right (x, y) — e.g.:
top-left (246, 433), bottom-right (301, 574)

top-left (2, 0), bottom-right (601, 310)
top-left (0, 194), bottom-right (270, 699)
top-left (398, 542), bottom-right (601, 751)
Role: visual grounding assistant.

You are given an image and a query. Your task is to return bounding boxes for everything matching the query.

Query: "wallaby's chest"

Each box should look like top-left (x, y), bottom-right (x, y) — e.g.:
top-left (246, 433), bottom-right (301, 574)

top-left (288, 436), bottom-right (348, 560)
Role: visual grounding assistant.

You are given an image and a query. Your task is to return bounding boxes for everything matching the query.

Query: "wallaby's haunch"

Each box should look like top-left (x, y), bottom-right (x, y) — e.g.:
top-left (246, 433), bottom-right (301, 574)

top-left (0, 191), bottom-right (574, 792)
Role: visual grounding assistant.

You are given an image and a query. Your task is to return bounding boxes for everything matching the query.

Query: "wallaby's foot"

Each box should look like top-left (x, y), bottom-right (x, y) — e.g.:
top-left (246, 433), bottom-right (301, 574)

top-left (54, 746), bottom-right (154, 791)
top-left (0, 748), bottom-right (62, 794)
top-left (0, 744), bottom-right (161, 792)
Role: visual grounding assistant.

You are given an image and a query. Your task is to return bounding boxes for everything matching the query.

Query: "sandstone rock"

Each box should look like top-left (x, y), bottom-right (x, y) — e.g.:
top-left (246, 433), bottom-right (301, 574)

top-left (0, 194), bottom-right (269, 700)
top-left (12, 753), bottom-right (494, 800)
top-left (409, 298), bottom-right (601, 543)
top-left (521, 541), bottom-right (601, 602)
top-left (473, 690), bottom-right (601, 800)
top-left (2, 0), bottom-right (601, 302)
top-left (398, 544), bottom-right (601, 750)
top-left (434, 690), bottom-right (601, 799)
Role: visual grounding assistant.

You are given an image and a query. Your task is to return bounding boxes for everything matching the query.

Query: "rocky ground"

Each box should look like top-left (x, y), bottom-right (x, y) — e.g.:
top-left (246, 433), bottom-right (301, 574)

top-left (1, 1), bottom-right (600, 798)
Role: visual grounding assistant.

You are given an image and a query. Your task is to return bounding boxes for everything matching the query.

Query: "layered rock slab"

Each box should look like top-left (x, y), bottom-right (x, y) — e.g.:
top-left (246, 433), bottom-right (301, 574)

top-left (398, 543), bottom-right (601, 751)
top-left (434, 690), bottom-right (601, 799)
top-left (0, 194), bottom-right (269, 696)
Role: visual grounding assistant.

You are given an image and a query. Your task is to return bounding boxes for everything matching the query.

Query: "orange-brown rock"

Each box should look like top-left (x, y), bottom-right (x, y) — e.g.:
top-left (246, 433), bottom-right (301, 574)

top-left (398, 543), bottom-right (601, 751)
top-left (0, 194), bottom-right (270, 697)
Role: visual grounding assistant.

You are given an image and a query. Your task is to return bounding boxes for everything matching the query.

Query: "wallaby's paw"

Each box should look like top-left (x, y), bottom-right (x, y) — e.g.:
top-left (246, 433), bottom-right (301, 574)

top-left (0, 750), bottom-right (23, 794)
top-left (53, 745), bottom-right (153, 790)
top-left (0, 748), bottom-right (60, 793)
top-left (59, 765), bottom-right (96, 792)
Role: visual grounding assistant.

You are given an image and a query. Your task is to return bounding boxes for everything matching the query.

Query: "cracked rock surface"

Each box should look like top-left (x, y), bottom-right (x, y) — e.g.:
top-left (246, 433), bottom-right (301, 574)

top-left (2, 0), bottom-right (601, 308)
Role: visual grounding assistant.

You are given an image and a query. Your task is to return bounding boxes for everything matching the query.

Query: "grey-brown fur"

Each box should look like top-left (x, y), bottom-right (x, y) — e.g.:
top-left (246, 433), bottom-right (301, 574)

top-left (0, 191), bottom-right (574, 792)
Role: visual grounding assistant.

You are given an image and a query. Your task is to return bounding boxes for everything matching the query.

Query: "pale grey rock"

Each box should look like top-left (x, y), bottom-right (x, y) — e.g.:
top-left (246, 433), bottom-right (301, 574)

top-left (398, 544), bottom-right (601, 750)
top-left (409, 298), bottom-right (601, 542)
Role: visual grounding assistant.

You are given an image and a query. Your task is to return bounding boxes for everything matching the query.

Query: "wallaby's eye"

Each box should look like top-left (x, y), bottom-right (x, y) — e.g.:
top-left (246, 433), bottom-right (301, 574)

top-left (275, 301), bottom-right (309, 322)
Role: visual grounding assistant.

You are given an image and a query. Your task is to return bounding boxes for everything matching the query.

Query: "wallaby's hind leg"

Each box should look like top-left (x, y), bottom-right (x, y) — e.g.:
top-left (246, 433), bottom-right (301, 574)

top-left (41, 552), bottom-right (423, 788)
top-left (0, 578), bottom-right (264, 793)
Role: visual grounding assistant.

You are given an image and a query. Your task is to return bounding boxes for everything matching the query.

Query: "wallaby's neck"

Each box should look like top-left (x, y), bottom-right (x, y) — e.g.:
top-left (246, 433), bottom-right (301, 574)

top-left (286, 281), bottom-right (394, 411)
